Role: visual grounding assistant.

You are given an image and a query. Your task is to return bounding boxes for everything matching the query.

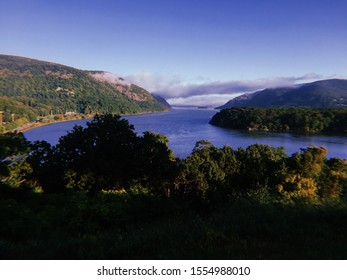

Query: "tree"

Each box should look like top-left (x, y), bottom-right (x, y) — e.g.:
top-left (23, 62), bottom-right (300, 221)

top-left (176, 140), bottom-right (225, 199)
top-left (277, 146), bottom-right (329, 202)
top-left (235, 144), bottom-right (288, 194)
top-left (0, 133), bottom-right (30, 188)
top-left (27, 114), bottom-right (178, 194)
top-left (135, 131), bottom-right (177, 196)
top-left (288, 146), bottom-right (327, 179)
top-left (319, 158), bottom-right (347, 200)
top-left (56, 114), bottom-right (139, 193)
top-left (27, 140), bottom-right (65, 193)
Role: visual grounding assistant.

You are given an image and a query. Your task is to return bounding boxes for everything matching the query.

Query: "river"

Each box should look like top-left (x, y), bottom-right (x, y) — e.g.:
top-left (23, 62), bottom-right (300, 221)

top-left (24, 107), bottom-right (347, 159)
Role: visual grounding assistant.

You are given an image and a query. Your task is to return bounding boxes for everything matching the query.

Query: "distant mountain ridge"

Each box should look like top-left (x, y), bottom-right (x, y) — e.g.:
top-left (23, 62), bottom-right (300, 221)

top-left (0, 54), bottom-right (168, 130)
top-left (152, 94), bottom-right (171, 109)
top-left (218, 79), bottom-right (347, 109)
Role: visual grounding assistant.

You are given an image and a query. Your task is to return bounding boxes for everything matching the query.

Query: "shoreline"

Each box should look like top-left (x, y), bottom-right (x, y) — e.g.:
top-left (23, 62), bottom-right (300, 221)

top-left (12, 109), bottom-right (171, 134)
top-left (11, 118), bottom-right (85, 133)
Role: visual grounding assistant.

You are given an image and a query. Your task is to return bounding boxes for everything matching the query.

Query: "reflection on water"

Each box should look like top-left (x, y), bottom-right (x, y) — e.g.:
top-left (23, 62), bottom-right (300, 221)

top-left (24, 108), bottom-right (347, 159)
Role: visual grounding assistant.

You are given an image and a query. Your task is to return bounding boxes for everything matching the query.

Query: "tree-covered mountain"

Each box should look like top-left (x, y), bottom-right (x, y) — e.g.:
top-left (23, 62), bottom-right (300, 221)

top-left (218, 79), bottom-right (347, 109)
top-left (0, 54), bottom-right (167, 130)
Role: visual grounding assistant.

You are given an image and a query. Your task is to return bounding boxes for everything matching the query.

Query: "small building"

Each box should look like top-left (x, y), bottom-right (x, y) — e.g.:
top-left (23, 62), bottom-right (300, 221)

top-left (65, 111), bottom-right (77, 116)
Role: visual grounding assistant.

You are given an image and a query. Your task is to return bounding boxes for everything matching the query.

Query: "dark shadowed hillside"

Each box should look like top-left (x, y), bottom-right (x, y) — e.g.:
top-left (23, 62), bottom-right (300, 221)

top-left (218, 79), bottom-right (347, 109)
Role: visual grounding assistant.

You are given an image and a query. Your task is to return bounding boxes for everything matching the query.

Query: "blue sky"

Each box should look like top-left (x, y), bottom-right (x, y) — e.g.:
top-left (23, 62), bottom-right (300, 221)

top-left (1, 0), bottom-right (347, 106)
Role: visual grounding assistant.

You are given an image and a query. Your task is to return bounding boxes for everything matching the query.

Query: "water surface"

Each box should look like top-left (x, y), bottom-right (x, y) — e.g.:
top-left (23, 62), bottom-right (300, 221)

top-left (24, 108), bottom-right (347, 159)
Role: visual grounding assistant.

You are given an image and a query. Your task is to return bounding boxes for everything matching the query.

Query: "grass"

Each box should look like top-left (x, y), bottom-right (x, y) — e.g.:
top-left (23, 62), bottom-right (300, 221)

top-left (1, 187), bottom-right (347, 259)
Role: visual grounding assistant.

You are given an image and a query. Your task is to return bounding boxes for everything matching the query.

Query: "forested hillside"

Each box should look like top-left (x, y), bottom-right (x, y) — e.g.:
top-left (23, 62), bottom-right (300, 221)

top-left (218, 79), bottom-right (347, 109)
top-left (210, 107), bottom-right (347, 133)
top-left (0, 54), bottom-right (166, 131)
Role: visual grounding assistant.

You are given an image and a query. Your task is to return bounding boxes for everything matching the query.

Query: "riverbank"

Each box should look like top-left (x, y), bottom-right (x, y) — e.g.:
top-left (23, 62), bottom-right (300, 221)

top-left (7, 114), bottom-right (90, 133)
top-left (22, 108), bottom-right (347, 159)
top-left (8, 109), bottom-right (170, 134)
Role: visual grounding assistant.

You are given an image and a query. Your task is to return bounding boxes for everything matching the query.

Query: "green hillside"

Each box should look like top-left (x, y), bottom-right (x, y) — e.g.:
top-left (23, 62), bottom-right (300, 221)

top-left (210, 107), bottom-right (347, 133)
top-left (218, 79), bottom-right (347, 109)
top-left (0, 54), bottom-right (166, 131)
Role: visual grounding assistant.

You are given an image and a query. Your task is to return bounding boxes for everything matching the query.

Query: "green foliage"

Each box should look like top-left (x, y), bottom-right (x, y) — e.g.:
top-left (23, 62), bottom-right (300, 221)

top-left (0, 133), bottom-right (31, 188)
top-left (0, 54), bottom-right (166, 131)
top-left (1, 115), bottom-right (347, 260)
top-left (27, 140), bottom-right (66, 193)
top-left (235, 144), bottom-right (287, 191)
top-left (57, 114), bottom-right (139, 192)
top-left (175, 142), bottom-right (347, 205)
top-left (27, 114), bottom-right (178, 195)
top-left (0, 132), bottom-right (29, 160)
top-left (322, 158), bottom-right (347, 198)
top-left (210, 107), bottom-right (347, 133)
top-left (1, 114), bottom-right (346, 205)
top-left (136, 131), bottom-right (177, 196)
top-left (175, 140), bottom-right (226, 199)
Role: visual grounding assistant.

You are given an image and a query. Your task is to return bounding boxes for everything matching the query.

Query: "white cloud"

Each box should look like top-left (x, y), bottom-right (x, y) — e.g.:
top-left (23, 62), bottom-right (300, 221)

top-left (167, 93), bottom-right (244, 107)
top-left (125, 71), bottom-right (183, 93)
top-left (125, 72), bottom-right (327, 107)
top-left (90, 72), bottom-right (131, 86)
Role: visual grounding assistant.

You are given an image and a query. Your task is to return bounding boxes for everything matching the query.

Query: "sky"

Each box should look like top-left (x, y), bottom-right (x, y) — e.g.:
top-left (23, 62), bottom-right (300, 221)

top-left (1, 0), bottom-right (347, 106)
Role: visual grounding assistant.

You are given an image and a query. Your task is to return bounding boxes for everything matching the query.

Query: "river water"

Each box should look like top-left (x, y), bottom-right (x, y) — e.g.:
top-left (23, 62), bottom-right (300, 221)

top-left (24, 107), bottom-right (347, 159)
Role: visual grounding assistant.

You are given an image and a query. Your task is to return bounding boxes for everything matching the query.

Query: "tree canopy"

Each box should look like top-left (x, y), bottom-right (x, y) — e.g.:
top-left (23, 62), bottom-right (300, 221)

top-left (0, 114), bottom-right (346, 205)
top-left (26, 114), bottom-right (177, 195)
top-left (210, 107), bottom-right (347, 134)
